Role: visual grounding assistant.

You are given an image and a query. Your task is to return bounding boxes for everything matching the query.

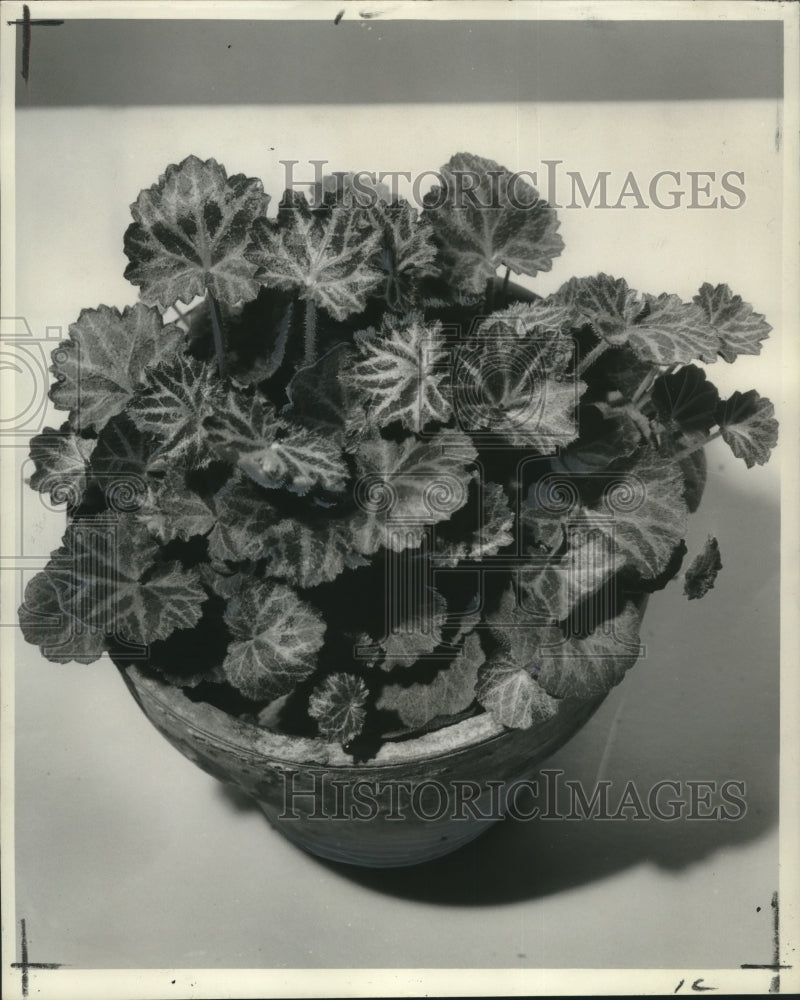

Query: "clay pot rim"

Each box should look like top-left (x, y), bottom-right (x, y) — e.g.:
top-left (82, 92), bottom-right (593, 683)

top-left (122, 664), bottom-right (600, 771)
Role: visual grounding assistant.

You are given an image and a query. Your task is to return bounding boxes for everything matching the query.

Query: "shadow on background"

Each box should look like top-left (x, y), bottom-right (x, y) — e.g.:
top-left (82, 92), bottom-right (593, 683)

top-left (217, 466), bottom-right (780, 905)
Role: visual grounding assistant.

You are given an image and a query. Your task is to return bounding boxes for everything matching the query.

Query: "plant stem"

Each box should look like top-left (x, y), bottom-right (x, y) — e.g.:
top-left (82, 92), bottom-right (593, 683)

top-left (485, 276), bottom-right (496, 313)
top-left (304, 298), bottom-right (318, 367)
top-left (669, 429), bottom-right (723, 464)
top-left (631, 370), bottom-right (656, 406)
top-left (576, 340), bottom-right (610, 377)
top-left (501, 267), bottom-right (511, 306)
top-left (206, 291), bottom-right (226, 378)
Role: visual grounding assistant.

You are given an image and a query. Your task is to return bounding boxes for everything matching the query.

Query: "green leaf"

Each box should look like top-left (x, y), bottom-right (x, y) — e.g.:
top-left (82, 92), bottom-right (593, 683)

top-left (559, 275), bottom-right (720, 364)
top-left (352, 430), bottom-right (477, 554)
top-left (222, 580), bottom-right (325, 700)
top-left (423, 152), bottom-right (563, 295)
top-left (124, 155), bottom-right (269, 307)
top-left (434, 482), bottom-right (515, 566)
top-left (129, 354), bottom-right (218, 466)
top-left (476, 651), bottom-right (560, 730)
top-left (377, 632), bottom-right (484, 728)
top-left (342, 316), bottom-right (452, 435)
top-left (308, 673), bottom-right (369, 744)
top-left (28, 424), bottom-right (96, 506)
top-left (652, 364), bottom-right (721, 433)
top-left (204, 387), bottom-right (348, 495)
top-left (693, 283), bottom-right (771, 363)
top-left (534, 600), bottom-right (643, 699)
top-left (208, 476), bottom-right (279, 562)
top-left (684, 536), bottom-right (723, 600)
top-left (19, 570), bottom-right (107, 664)
top-left (716, 390), bottom-right (779, 468)
top-left (44, 517), bottom-right (206, 645)
top-left (246, 191), bottom-right (384, 320)
top-left (49, 304), bottom-right (185, 433)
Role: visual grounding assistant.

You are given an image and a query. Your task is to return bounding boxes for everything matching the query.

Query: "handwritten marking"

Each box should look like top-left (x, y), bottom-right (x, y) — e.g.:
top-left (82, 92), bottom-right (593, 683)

top-left (10, 919), bottom-right (64, 997)
top-left (6, 5), bottom-right (65, 84)
top-left (334, 9), bottom-right (345, 24)
top-left (691, 979), bottom-right (716, 992)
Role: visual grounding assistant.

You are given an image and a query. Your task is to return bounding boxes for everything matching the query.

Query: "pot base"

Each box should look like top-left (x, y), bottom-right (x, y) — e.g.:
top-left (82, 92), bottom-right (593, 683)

top-left (122, 666), bottom-right (603, 868)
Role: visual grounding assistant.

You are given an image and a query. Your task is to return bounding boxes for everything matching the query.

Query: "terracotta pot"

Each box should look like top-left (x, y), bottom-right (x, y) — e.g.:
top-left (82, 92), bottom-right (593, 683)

top-left (121, 663), bottom-right (608, 867)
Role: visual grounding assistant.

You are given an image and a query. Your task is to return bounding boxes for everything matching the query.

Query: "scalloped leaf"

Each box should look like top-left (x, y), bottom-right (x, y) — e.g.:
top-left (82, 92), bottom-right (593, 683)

top-left (204, 387), bottom-right (348, 495)
top-left (222, 580), bottom-right (325, 700)
top-left (19, 570), bottom-right (107, 664)
top-left (49, 304), bottom-right (185, 433)
top-left (89, 414), bottom-right (163, 481)
top-left (363, 591), bottom-right (448, 671)
top-left (433, 482), bottom-right (515, 566)
top-left (551, 402), bottom-right (644, 474)
top-left (352, 430), bottom-right (477, 554)
top-left (208, 476), bottom-right (279, 563)
top-left (246, 191), bottom-right (384, 320)
top-left (716, 390), bottom-right (779, 468)
top-left (651, 364), bottom-right (721, 433)
top-left (485, 585), bottom-right (642, 700)
top-left (519, 532), bottom-right (623, 623)
top-left (124, 155), bottom-right (269, 307)
top-left (372, 198), bottom-right (439, 311)
top-left (481, 297), bottom-right (577, 336)
top-left (342, 316), bottom-right (452, 435)
top-left (452, 338), bottom-right (586, 450)
top-left (43, 517), bottom-right (206, 645)
top-left (559, 275), bottom-right (720, 364)
top-left (423, 152), bottom-right (563, 295)
top-left (128, 354), bottom-right (218, 466)
top-left (307, 177), bottom-right (438, 312)
top-left (377, 632), bottom-right (484, 728)
top-left (684, 536), bottom-right (723, 600)
top-left (476, 651), bottom-right (560, 730)
top-left (28, 425), bottom-right (96, 506)
top-left (534, 600), bottom-right (643, 699)
top-left (136, 470), bottom-right (216, 543)
top-left (262, 518), bottom-right (351, 588)
top-left (284, 342), bottom-right (357, 435)
top-left (580, 453), bottom-right (689, 580)
top-left (693, 283), bottom-right (771, 363)
top-left (308, 673), bottom-right (369, 744)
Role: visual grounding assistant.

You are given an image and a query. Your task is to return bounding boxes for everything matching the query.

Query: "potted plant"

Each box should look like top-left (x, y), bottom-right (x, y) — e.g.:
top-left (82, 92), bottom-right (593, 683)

top-left (19, 152), bottom-right (778, 867)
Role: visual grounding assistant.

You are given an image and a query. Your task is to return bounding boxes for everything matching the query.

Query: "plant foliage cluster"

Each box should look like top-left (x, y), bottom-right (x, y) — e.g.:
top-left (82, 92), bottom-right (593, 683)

top-left (20, 153), bottom-right (777, 753)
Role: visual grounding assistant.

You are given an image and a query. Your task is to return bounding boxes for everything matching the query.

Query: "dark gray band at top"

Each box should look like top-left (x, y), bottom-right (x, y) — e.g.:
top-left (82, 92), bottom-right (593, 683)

top-left (14, 18), bottom-right (783, 107)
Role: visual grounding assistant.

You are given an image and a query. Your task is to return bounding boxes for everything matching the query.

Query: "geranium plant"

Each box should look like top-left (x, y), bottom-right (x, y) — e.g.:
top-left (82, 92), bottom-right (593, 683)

top-left (19, 153), bottom-right (778, 757)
